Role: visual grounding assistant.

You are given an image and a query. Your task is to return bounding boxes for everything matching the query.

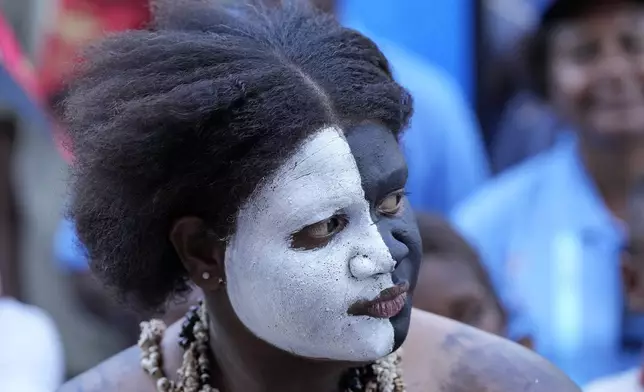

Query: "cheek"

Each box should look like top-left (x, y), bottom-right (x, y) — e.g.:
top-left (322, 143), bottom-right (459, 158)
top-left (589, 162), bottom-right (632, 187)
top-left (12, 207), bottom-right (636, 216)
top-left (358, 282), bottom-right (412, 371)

top-left (550, 64), bottom-right (589, 114)
top-left (388, 204), bottom-right (422, 281)
top-left (226, 235), bottom-right (354, 306)
top-left (225, 216), bottom-right (398, 360)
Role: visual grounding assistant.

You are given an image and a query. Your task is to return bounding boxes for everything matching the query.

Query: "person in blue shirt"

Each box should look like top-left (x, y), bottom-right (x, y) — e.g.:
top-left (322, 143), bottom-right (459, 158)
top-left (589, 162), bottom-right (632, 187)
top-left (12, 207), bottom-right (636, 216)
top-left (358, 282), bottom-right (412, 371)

top-left (452, 0), bottom-right (644, 385)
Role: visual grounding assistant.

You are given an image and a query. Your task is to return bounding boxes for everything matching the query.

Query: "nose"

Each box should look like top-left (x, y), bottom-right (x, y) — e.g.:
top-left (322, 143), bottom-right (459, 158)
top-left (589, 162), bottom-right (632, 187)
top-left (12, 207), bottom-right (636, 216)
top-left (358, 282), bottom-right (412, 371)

top-left (600, 52), bottom-right (631, 73)
top-left (596, 44), bottom-right (637, 88)
top-left (348, 252), bottom-right (396, 280)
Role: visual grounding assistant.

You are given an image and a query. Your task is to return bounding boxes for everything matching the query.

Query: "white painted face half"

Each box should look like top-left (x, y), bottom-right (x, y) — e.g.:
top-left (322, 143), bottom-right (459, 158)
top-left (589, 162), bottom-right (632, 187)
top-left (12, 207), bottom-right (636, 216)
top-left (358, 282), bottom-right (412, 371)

top-left (225, 126), bottom-right (398, 361)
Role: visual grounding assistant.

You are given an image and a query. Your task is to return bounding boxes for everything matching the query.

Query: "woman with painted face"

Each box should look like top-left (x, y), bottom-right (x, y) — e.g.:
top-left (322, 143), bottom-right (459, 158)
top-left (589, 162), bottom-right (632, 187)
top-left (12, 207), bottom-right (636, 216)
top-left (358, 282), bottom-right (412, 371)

top-left (57, 2), bottom-right (579, 391)
top-left (453, 0), bottom-right (644, 385)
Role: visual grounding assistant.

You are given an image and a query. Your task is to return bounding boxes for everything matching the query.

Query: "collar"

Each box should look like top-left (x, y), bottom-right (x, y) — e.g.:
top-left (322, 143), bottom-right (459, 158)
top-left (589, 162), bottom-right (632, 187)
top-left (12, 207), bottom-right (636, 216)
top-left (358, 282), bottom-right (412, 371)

top-left (550, 135), bottom-right (624, 245)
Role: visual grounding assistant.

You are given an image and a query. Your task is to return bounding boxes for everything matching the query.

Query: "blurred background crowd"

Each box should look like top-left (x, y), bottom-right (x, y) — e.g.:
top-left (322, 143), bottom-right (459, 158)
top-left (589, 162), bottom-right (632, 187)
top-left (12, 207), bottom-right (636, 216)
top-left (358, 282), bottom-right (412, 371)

top-left (2, 0), bottom-right (644, 390)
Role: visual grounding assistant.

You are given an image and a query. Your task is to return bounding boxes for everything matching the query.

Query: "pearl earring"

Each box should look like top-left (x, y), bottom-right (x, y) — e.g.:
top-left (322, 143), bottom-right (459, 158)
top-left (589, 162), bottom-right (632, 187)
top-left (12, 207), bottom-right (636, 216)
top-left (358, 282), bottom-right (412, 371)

top-left (202, 272), bottom-right (210, 280)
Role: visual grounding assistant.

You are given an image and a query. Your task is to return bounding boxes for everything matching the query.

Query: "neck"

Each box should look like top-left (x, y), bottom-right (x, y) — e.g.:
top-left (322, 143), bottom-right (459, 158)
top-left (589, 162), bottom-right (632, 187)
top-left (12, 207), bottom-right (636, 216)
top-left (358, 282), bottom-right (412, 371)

top-left (579, 136), bottom-right (644, 220)
top-left (205, 298), bottom-right (353, 392)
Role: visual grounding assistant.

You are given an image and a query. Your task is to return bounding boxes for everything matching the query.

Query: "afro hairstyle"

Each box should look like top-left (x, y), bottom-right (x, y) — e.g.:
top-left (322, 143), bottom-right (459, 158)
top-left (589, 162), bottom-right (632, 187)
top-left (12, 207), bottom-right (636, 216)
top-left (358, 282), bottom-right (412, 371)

top-left (63, 0), bottom-right (413, 311)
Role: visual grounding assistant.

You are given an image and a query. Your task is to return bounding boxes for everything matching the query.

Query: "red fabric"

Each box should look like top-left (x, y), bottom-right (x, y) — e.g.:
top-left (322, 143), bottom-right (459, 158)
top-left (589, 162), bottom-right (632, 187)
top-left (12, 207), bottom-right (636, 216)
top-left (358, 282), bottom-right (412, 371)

top-left (39, 0), bottom-right (150, 162)
top-left (39, 0), bottom-right (150, 98)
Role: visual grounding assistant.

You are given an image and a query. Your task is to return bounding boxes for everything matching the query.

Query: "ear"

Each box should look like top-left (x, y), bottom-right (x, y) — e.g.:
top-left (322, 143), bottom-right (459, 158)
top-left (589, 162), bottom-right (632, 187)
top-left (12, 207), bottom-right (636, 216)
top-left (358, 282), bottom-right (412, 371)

top-left (621, 258), bottom-right (644, 312)
top-left (170, 217), bottom-right (227, 293)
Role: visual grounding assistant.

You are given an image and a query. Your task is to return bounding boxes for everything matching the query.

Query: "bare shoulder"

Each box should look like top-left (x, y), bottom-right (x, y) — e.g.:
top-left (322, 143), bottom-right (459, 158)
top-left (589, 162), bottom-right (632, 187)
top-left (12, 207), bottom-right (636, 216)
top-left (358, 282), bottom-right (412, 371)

top-left (56, 346), bottom-right (154, 392)
top-left (58, 321), bottom-right (182, 392)
top-left (402, 309), bottom-right (581, 392)
top-left (56, 320), bottom-right (184, 392)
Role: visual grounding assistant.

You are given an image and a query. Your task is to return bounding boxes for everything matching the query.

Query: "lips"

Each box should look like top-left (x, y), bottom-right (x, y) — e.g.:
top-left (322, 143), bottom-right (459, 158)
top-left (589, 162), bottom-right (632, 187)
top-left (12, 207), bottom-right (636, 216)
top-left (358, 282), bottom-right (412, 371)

top-left (348, 282), bottom-right (409, 319)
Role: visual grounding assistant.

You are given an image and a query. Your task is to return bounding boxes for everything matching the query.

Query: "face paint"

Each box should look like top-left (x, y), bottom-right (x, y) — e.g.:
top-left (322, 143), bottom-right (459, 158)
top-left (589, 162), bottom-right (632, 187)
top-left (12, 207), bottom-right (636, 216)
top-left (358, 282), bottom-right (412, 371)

top-left (225, 125), bottom-right (420, 361)
top-left (344, 123), bottom-right (422, 350)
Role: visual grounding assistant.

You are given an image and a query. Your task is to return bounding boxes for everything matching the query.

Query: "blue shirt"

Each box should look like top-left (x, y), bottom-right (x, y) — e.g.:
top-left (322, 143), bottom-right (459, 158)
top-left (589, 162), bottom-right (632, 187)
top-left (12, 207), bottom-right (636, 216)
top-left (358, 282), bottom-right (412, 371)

top-left (452, 135), bottom-right (644, 385)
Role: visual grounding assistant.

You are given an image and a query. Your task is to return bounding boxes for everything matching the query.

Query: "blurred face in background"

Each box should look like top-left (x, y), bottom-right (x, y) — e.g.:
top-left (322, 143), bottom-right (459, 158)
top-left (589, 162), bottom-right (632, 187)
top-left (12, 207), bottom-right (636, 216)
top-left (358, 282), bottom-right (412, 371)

top-left (413, 255), bottom-right (506, 337)
top-left (547, 2), bottom-right (644, 143)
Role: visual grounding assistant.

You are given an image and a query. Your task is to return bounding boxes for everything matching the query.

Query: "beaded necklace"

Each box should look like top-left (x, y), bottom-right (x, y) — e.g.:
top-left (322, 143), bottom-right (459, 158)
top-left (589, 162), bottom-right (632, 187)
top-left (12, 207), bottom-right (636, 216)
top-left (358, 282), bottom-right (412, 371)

top-left (138, 301), bottom-right (405, 392)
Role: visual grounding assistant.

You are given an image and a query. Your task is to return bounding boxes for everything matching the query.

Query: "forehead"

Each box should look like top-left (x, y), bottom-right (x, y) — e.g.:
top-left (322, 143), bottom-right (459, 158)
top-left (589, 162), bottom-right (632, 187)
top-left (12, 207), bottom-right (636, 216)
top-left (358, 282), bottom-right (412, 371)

top-left (247, 124), bottom-right (405, 229)
top-left (344, 123), bottom-right (407, 198)
top-left (550, 5), bottom-right (644, 44)
top-left (254, 127), bottom-right (362, 226)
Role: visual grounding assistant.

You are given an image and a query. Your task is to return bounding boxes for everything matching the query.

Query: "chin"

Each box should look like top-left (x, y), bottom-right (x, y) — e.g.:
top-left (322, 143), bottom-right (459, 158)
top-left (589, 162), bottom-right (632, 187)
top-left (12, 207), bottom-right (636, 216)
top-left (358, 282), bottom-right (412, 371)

top-left (334, 317), bottom-right (398, 362)
top-left (269, 315), bottom-right (397, 362)
top-left (587, 113), bottom-right (644, 143)
top-left (585, 124), bottom-right (644, 147)
top-left (390, 299), bottom-right (413, 351)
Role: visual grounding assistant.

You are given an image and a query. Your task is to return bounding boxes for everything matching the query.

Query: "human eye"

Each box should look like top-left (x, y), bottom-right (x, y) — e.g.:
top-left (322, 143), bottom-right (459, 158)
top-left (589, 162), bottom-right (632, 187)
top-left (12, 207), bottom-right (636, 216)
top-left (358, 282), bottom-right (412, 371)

top-left (290, 214), bottom-right (348, 250)
top-left (376, 189), bottom-right (406, 216)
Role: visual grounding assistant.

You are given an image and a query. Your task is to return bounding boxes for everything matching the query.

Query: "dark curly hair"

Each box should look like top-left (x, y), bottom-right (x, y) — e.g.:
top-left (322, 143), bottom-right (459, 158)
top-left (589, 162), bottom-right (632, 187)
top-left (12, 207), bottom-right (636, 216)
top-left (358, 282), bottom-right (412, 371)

top-left (526, 0), bottom-right (644, 98)
top-left (63, 0), bottom-right (413, 311)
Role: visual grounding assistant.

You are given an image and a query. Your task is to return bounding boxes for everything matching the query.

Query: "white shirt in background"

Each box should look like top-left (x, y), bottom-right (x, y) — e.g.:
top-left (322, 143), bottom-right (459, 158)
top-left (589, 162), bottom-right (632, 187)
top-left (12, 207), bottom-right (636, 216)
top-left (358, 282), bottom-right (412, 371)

top-left (584, 369), bottom-right (643, 392)
top-left (0, 298), bottom-right (64, 392)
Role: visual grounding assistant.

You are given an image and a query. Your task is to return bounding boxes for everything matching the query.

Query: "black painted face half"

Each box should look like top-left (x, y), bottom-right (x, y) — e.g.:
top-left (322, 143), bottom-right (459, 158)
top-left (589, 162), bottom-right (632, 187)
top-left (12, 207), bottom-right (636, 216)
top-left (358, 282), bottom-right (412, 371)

top-left (345, 122), bottom-right (422, 351)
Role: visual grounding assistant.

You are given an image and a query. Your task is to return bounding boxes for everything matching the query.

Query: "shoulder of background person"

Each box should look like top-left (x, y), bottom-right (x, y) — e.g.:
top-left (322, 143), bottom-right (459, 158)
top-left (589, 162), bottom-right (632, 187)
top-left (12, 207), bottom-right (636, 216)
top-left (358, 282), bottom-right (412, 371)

top-left (0, 297), bottom-right (62, 350)
top-left (583, 368), bottom-right (642, 392)
top-left (0, 298), bottom-right (65, 390)
top-left (403, 308), bottom-right (581, 392)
